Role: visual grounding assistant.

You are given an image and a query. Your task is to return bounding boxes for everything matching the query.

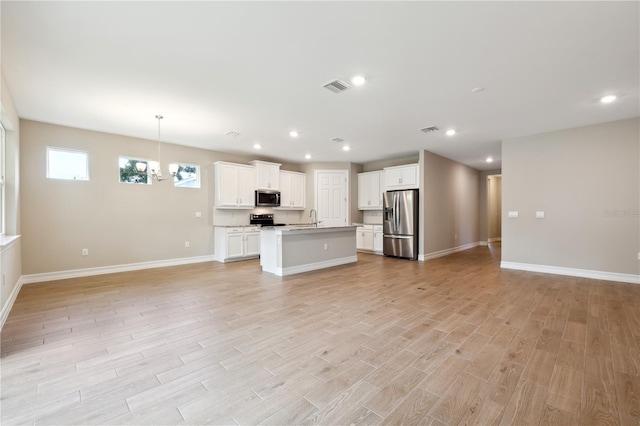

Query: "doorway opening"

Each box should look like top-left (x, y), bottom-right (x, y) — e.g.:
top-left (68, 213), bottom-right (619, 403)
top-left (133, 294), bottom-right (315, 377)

top-left (487, 174), bottom-right (502, 249)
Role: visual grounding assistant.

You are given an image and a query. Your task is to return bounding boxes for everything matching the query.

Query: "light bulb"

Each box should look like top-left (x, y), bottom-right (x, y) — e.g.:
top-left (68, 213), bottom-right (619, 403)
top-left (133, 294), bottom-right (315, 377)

top-left (351, 75), bottom-right (366, 86)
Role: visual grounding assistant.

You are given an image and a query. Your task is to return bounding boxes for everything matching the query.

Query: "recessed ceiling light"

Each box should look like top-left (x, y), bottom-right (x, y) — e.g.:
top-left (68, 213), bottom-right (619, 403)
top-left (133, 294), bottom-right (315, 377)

top-left (342, 145), bottom-right (351, 152)
top-left (225, 131), bottom-right (241, 137)
top-left (486, 157), bottom-right (493, 163)
top-left (600, 95), bottom-right (617, 104)
top-left (253, 143), bottom-right (261, 150)
top-left (289, 131), bottom-right (299, 138)
top-left (446, 129), bottom-right (456, 136)
top-left (351, 75), bottom-right (366, 86)
top-left (471, 87), bottom-right (485, 93)
top-left (305, 154), bottom-right (311, 159)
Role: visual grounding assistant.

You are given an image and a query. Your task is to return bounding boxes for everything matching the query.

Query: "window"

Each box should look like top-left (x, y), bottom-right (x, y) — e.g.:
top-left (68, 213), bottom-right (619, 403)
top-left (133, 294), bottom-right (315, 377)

top-left (0, 123), bottom-right (5, 234)
top-left (46, 147), bottom-right (89, 180)
top-left (174, 164), bottom-right (200, 188)
top-left (119, 156), bottom-right (150, 184)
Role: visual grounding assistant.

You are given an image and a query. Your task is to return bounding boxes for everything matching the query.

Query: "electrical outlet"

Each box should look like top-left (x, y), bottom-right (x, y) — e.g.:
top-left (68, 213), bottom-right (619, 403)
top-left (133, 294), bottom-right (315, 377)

top-left (637, 252), bottom-right (640, 261)
top-left (324, 243), bottom-right (328, 250)
top-left (195, 212), bottom-right (202, 218)
top-left (185, 241), bottom-right (190, 248)
top-left (82, 249), bottom-right (89, 256)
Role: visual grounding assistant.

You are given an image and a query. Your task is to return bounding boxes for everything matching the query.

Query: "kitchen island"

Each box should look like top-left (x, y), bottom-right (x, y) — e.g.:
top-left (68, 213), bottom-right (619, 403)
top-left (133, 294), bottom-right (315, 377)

top-left (260, 226), bottom-right (358, 276)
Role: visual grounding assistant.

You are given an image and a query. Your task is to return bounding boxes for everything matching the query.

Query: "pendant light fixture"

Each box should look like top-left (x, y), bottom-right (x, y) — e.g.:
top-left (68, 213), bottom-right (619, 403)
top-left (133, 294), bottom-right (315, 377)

top-left (136, 115), bottom-right (178, 182)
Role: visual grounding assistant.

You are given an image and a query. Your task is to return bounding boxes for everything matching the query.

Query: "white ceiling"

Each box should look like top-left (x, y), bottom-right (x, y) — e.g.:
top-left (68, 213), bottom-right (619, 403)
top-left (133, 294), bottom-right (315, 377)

top-left (2, 1), bottom-right (638, 171)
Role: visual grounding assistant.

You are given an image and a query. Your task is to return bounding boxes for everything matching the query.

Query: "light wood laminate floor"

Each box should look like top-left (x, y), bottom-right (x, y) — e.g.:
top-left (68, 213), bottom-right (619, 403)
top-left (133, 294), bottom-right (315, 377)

top-left (2, 244), bottom-right (640, 425)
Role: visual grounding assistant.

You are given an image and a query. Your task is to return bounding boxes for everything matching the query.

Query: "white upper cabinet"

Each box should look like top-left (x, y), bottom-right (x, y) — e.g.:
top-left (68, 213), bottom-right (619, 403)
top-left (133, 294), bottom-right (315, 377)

top-left (214, 161), bottom-right (256, 208)
top-left (384, 163), bottom-right (419, 190)
top-left (278, 170), bottom-right (306, 210)
top-left (358, 170), bottom-right (385, 210)
top-left (250, 160), bottom-right (281, 190)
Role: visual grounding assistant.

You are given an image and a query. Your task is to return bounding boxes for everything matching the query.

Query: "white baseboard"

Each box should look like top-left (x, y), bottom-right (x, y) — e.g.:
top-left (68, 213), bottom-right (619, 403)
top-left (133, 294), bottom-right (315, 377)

top-left (478, 241), bottom-right (488, 246)
top-left (419, 241), bottom-right (481, 261)
top-left (488, 237), bottom-right (502, 243)
top-left (1, 276), bottom-right (24, 330)
top-left (500, 261), bottom-right (640, 285)
top-left (268, 255), bottom-right (358, 276)
top-left (20, 255), bottom-right (218, 285)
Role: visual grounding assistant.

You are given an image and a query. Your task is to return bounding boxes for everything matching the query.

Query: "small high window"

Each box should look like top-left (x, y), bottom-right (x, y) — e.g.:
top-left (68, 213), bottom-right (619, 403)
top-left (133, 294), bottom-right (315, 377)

top-left (46, 147), bottom-right (89, 181)
top-left (119, 156), bottom-right (150, 184)
top-left (174, 164), bottom-right (200, 188)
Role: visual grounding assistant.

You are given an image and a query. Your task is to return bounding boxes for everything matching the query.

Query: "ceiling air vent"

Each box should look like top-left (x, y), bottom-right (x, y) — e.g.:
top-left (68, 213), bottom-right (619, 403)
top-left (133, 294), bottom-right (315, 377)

top-left (225, 131), bottom-right (240, 137)
top-left (331, 137), bottom-right (345, 143)
top-left (420, 126), bottom-right (439, 133)
top-left (323, 79), bottom-right (352, 94)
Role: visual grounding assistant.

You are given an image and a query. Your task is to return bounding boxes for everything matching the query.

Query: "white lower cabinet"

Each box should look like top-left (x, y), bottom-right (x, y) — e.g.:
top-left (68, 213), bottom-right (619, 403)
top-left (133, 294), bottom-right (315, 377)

top-left (215, 226), bottom-right (260, 262)
top-left (357, 225), bottom-right (383, 255)
top-left (373, 225), bottom-right (383, 253)
top-left (356, 225), bottom-right (374, 251)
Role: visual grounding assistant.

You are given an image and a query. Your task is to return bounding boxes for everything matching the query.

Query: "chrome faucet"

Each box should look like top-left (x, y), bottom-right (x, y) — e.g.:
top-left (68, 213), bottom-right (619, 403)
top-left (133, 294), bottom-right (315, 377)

top-left (309, 209), bottom-right (317, 227)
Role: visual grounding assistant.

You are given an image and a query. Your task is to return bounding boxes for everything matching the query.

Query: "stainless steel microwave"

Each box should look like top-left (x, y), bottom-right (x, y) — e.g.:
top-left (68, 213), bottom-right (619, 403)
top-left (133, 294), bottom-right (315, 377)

top-left (255, 189), bottom-right (281, 207)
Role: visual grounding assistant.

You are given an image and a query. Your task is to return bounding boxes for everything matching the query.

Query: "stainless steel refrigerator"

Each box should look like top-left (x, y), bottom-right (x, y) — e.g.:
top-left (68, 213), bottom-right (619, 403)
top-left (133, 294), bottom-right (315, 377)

top-left (383, 189), bottom-right (419, 260)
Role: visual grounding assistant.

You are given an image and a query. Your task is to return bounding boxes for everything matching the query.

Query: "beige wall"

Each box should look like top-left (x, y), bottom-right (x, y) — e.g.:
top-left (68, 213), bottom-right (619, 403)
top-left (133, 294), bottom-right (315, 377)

top-left (20, 120), bottom-right (295, 275)
top-left (502, 117), bottom-right (640, 275)
top-left (1, 71), bottom-right (22, 325)
top-left (420, 150), bottom-right (480, 255)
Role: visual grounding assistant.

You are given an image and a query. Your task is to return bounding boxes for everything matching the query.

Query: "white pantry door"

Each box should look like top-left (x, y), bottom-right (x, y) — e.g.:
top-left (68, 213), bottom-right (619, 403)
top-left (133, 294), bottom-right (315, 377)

top-left (315, 170), bottom-right (348, 227)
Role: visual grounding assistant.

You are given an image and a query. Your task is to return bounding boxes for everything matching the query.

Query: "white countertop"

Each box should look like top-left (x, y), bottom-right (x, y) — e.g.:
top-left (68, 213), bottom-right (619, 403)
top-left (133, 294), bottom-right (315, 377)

top-left (261, 225), bottom-right (357, 234)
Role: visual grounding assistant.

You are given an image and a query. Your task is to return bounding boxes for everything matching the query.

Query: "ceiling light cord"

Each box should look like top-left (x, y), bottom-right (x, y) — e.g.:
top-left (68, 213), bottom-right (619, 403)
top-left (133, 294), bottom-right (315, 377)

top-left (136, 115), bottom-right (178, 182)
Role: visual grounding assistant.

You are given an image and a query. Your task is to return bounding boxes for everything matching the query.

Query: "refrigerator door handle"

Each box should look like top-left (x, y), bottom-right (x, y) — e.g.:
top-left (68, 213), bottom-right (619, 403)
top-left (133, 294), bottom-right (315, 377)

top-left (394, 192), bottom-right (399, 233)
top-left (384, 235), bottom-right (412, 239)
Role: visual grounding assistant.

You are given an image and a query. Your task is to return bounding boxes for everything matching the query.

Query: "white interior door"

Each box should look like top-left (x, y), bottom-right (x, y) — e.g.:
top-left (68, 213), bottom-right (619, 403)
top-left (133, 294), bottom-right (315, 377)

top-left (315, 170), bottom-right (348, 227)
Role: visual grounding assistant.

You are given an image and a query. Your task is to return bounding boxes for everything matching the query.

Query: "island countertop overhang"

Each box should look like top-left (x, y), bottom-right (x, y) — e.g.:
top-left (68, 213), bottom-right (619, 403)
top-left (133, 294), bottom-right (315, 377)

top-left (260, 225), bottom-right (357, 235)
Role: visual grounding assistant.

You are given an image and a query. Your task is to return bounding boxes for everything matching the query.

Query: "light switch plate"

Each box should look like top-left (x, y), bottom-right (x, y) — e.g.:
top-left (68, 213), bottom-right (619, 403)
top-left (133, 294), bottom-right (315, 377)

top-left (508, 211), bottom-right (519, 218)
top-left (536, 211), bottom-right (545, 219)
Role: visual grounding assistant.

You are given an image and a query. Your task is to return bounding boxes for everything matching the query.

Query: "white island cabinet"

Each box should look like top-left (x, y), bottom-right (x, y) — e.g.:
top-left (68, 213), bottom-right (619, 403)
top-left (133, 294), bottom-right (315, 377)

top-left (260, 226), bottom-right (357, 276)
